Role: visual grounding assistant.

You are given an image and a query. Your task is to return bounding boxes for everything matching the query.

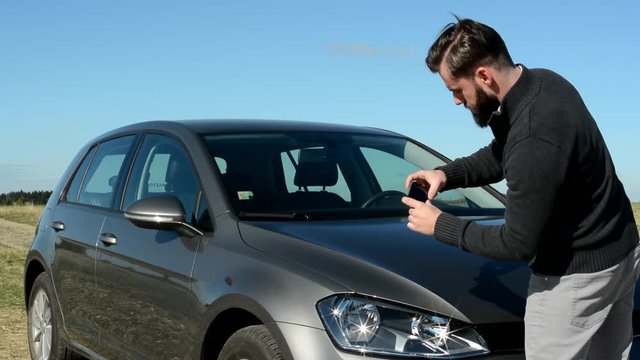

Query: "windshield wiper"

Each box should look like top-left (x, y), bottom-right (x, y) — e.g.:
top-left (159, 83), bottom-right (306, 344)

top-left (239, 209), bottom-right (411, 221)
top-left (238, 212), bottom-right (338, 220)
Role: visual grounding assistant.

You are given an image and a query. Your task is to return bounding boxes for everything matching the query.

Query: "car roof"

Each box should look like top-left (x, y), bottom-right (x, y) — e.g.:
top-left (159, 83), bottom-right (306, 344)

top-left (100, 119), bottom-right (401, 139)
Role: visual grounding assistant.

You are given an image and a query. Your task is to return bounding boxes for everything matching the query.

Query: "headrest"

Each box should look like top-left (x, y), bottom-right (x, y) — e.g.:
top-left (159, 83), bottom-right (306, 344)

top-left (165, 152), bottom-right (192, 193)
top-left (165, 154), bottom-right (186, 182)
top-left (294, 161), bottom-right (338, 187)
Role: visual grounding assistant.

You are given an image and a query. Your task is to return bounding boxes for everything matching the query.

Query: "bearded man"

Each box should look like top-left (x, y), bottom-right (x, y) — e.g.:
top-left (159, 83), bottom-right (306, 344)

top-left (402, 17), bottom-right (640, 359)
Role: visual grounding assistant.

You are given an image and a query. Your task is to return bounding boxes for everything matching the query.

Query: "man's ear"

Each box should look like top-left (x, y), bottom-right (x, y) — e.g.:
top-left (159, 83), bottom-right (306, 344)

top-left (474, 67), bottom-right (493, 86)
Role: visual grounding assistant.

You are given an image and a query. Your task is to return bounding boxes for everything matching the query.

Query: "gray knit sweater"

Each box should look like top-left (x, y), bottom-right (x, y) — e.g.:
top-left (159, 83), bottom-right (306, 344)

top-left (434, 66), bottom-right (638, 276)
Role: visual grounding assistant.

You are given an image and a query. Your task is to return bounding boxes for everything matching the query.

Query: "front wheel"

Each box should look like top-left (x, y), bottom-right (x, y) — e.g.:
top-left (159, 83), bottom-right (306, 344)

top-left (27, 272), bottom-right (76, 360)
top-left (218, 325), bottom-right (284, 360)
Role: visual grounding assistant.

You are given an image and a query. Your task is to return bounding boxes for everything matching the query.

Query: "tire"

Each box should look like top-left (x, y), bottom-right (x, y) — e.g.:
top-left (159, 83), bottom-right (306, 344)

top-left (27, 272), bottom-right (78, 360)
top-left (218, 325), bottom-right (284, 360)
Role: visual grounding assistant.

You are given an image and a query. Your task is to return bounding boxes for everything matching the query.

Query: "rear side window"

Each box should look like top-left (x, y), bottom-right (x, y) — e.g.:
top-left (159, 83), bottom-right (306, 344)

top-left (74, 136), bottom-right (136, 208)
top-left (65, 146), bottom-right (98, 202)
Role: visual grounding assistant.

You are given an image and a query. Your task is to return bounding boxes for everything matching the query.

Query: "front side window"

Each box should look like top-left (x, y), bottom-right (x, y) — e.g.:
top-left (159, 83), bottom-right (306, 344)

top-left (76, 136), bottom-right (136, 208)
top-left (123, 134), bottom-right (200, 224)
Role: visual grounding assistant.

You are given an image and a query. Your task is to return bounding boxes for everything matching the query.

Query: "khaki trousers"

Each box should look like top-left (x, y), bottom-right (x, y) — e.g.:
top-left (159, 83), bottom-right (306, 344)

top-left (525, 245), bottom-right (640, 360)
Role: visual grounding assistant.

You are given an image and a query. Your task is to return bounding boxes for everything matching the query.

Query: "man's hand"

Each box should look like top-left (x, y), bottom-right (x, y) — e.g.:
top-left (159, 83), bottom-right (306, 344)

top-left (401, 197), bottom-right (443, 236)
top-left (404, 169), bottom-right (447, 201)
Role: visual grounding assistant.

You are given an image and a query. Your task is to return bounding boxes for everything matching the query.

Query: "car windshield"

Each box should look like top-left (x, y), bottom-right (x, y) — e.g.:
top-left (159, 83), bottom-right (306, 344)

top-left (202, 131), bottom-right (504, 220)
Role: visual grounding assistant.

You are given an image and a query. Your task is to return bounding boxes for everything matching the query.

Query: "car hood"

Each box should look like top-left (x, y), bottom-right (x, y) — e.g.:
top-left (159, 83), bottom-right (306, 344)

top-left (239, 216), bottom-right (529, 324)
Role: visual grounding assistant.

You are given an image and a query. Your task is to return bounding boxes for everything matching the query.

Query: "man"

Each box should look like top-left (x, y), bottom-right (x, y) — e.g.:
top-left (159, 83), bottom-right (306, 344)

top-left (402, 18), bottom-right (640, 359)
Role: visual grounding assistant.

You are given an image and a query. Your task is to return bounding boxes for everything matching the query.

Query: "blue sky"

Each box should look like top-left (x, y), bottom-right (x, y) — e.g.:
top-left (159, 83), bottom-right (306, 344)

top-left (2, 1), bottom-right (639, 201)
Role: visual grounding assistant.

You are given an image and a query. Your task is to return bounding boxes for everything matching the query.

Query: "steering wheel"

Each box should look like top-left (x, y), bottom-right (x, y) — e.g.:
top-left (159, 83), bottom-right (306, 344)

top-left (361, 190), bottom-right (406, 208)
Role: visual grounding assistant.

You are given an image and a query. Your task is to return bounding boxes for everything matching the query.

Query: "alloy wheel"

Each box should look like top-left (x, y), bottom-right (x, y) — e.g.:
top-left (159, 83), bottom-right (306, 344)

top-left (30, 288), bottom-right (53, 360)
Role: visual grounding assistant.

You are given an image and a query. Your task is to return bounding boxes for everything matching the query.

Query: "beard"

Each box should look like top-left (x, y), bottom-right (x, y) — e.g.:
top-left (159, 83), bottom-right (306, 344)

top-left (469, 84), bottom-right (500, 128)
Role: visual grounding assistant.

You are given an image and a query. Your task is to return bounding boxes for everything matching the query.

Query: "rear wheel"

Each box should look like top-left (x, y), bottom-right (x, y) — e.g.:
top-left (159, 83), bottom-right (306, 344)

top-left (218, 325), bottom-right (283, 360)
top-left (27, 273), bottom-right (77, 360)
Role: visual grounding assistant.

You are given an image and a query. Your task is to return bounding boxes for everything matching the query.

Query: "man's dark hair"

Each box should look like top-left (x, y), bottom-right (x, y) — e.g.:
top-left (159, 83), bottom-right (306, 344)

top-left (426, 17), bottom-right (514, 78)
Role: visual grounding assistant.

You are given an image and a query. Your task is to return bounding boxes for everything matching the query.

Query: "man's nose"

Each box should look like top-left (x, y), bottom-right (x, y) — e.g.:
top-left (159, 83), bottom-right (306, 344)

top-left (453, 96), bottom-right (464, 106)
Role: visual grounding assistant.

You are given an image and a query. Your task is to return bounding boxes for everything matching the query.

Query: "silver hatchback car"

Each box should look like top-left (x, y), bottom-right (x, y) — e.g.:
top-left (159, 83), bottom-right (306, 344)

top-left (24, 120), bottom-right (640, 359)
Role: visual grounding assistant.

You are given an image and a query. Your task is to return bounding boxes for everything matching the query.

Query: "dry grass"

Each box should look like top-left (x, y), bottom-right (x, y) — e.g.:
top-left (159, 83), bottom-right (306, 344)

top-left (0, 218), bottom-right (38, 250)
top-left (0, 205), bottom-right (43, 227)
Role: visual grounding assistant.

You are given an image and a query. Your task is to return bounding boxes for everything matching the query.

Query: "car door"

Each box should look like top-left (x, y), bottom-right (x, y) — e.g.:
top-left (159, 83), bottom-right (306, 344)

top-left (93, 134), bottom-right (202, 359)
top-left (51, 135), bottom-right (137, 350)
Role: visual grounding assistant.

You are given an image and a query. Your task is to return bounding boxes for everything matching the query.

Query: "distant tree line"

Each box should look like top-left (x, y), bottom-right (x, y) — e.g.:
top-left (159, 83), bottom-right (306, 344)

top-left (0, 190), bottom-right (52, 206)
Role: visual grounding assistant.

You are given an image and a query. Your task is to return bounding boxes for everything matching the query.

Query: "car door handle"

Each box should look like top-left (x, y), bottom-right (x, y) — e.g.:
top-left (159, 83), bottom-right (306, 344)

top-left (99, 233), bottom-right (118, 246)
top-left (51, 221), bottom-right (66, 232)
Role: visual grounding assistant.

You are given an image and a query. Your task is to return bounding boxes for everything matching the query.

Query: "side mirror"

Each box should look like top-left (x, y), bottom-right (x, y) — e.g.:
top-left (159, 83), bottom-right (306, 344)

top-left (124, 195), bottom-right (204, 237)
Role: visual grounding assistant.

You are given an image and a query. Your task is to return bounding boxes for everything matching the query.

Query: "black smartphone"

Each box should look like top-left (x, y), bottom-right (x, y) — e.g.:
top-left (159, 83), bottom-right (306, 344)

top-left (408, 181), bottom-right (428, 202)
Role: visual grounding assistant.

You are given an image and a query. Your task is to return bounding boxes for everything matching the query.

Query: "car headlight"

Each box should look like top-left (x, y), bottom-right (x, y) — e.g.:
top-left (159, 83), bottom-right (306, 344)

top-left (317, 295), bottom-right (489, 358)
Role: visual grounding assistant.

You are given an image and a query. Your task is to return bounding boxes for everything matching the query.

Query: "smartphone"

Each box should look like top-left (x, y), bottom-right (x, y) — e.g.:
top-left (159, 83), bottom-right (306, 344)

top-left (408, 181), bottom-right (428, 202)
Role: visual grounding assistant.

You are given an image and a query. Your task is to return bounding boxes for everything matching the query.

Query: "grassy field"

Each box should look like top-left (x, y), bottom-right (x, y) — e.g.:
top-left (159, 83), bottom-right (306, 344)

top-left (0, 204), bottom-right (639, 359)
top-left (0, 205), bottom-right (41, 359)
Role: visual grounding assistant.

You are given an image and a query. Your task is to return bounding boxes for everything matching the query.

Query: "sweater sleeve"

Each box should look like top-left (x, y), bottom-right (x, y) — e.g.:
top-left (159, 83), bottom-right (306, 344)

top-left (438, 140), bottom-right (504, 190)
top-left (434, 137), bottom-right (567, 262)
